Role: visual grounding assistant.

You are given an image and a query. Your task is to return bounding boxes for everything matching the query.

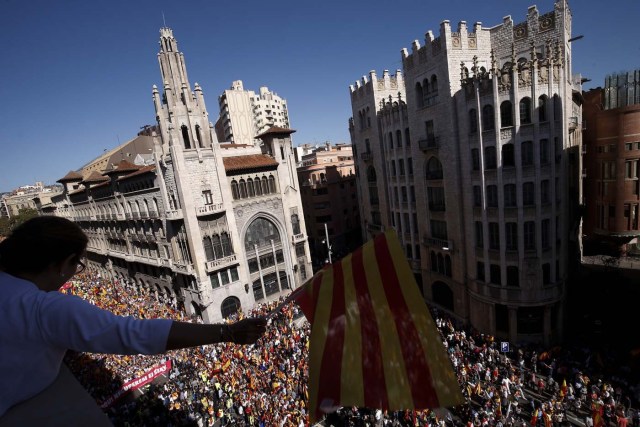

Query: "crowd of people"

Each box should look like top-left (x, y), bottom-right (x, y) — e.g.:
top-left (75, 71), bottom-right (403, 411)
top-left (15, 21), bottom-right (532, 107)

top-left (61, 271), bottom-right (640, 427)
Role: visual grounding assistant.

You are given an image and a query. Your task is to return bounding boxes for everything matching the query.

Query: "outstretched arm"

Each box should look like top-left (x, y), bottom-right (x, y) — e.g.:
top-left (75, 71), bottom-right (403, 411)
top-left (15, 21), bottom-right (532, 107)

top-left (165, 317), bottom-right (267, 350)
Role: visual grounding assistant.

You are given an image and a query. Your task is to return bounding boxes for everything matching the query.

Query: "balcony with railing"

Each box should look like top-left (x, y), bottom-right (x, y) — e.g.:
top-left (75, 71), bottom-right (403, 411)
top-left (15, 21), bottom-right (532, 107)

top-left (196, 203), bottom-right (224, 217)
top-left (292, 233), bottom-right (305, 243)
top-left (568, 116), bottom-right (578, 132)
top-left (469, 279), bottom-right (564, 304)
top-left (422, 234), bottom-right (453, 251)
top-left (418, 136), bottom-right (439, 151)
top-left (360, 151), bottom-right (373, 162)
top-left (165, 209), bottom-right (183, 220)
top-left (173, 261), bottom-right (194, 275)
top-left (205, 254), bottom-right (238, 273)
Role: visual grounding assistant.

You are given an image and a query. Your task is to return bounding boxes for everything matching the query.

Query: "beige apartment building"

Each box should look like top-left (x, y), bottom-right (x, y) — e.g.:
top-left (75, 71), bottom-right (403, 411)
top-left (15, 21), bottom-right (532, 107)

top-left (296, 143), bottom-right (361, 267)
top-left (350, 0), bottom-right (583, 345)
top-left (216, 81), bottom-right (290, 145)
top-left (49, 28), bottom-right (311, 322)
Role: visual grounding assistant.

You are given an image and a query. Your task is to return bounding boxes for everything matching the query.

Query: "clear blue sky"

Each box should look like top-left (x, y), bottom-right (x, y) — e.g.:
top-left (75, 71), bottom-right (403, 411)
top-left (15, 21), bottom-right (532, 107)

top-left (1, 0), bottom-right (637, 193)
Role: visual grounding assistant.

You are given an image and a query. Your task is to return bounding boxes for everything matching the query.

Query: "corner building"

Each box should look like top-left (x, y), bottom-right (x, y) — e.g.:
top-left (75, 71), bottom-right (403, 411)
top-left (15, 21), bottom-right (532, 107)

top-left (51, 28), bottom-right (311, 322)
top-left (350, 1), bottom-right (582, 345)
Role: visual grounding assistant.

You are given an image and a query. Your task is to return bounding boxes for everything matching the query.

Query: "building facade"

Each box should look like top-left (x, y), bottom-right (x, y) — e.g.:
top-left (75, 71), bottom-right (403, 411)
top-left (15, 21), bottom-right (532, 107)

top-left (50, 28), bottom-right (311, 322)
top-left (350, 0), bottom-right (582, 345)
top-left (583, 70), bottom-right (640, 256)
top-left (216, 81), bottom-right (290, 145)
top-left (297, 143), bottom-right (361, 267)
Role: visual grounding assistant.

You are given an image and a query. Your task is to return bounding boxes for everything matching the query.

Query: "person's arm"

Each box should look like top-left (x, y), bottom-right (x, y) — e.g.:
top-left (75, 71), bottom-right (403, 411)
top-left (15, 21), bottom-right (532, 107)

top-left (165, 317), bottom-right (267, 350)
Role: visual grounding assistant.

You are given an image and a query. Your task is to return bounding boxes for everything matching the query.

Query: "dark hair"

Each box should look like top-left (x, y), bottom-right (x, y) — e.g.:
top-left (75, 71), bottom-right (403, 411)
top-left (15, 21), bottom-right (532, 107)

top-left (0, 216), bottom-right (88, 275)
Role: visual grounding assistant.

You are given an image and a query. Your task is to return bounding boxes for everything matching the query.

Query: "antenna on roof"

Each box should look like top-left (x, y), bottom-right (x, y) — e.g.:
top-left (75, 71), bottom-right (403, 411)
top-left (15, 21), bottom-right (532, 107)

top-left (162, 11), bottom-right (166, 27)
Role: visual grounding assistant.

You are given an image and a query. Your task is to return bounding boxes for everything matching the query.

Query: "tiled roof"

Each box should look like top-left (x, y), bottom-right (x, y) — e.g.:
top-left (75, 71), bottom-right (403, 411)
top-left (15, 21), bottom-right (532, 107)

top-left (118, 165), bottom-right (156, 181)
top-left (223, 154), bottom-right (278, 173)
top-left (256, 126), bottom-right (296, 139)
top-left (105, 159), bottom-right (140, 174)
top-left (57, 170), bottom-right (83, 182)
top-left (82, 171), bottom-right (109, 183)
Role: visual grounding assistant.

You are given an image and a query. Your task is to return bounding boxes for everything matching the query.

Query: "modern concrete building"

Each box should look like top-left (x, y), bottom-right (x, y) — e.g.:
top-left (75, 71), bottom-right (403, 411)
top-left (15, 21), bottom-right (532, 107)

top-left (349, 0), bottom-right (583, 345)
top-left (49, 28), bottom-right (311, 322)
top-left (296, 143), bottom-right (361, 267)
top-left (216, 81), bottom-right (290, 145)
top-left (583, 70), bottom-right (640, 256)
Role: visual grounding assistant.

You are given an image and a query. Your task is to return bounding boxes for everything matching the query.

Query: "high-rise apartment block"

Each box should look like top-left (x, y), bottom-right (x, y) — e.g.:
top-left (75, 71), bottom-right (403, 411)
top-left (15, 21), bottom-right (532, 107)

top-left (49, 28), bottom-right (311, 322)
top-left (583, 70), bottom-right (640, 255)
top-left (216, 81), bottom-right (289, 145)
top-left (350, 0), bottom-right (582, 345)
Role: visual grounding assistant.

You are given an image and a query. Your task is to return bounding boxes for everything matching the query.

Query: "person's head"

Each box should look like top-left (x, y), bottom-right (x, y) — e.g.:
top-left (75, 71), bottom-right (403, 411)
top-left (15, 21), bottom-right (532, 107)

top-left (0, 216), bottom-right (88, 290)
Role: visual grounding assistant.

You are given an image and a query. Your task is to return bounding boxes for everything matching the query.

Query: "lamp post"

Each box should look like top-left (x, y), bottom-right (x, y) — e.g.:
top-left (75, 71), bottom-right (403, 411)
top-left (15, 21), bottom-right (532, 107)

top-left (322, 223), bottom-right (332, 264)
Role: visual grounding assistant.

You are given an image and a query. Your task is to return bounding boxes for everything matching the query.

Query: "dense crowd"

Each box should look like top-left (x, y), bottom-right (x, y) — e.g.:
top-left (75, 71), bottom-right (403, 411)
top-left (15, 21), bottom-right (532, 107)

top-left (61, 272), bottom-right (640, 427)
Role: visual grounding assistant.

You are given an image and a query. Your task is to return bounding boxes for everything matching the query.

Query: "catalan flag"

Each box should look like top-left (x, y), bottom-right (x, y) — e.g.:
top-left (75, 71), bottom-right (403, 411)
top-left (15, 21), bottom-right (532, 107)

top-left (290, 229), bottom-right (463, 422)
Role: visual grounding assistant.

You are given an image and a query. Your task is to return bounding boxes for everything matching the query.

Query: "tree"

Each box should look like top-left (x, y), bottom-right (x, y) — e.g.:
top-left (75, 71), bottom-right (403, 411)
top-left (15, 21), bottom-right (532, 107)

top-left (0, 208), bottom-right (39, 237)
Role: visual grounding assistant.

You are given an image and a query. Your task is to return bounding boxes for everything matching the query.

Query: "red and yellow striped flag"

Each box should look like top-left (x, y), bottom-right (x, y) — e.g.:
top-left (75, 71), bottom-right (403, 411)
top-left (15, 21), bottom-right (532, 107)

top-left (290, 229), bottom-right (463, 422)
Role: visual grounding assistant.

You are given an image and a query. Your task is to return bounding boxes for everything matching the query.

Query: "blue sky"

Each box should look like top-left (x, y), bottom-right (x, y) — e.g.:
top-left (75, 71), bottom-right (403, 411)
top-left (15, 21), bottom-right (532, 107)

top-left (0, 0), bottom-right (638, 193)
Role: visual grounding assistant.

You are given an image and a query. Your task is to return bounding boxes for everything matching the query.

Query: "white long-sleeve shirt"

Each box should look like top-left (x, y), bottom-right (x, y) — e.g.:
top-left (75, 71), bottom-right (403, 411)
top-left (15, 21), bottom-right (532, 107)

top-left (0, 272), bottom-right (172, 416)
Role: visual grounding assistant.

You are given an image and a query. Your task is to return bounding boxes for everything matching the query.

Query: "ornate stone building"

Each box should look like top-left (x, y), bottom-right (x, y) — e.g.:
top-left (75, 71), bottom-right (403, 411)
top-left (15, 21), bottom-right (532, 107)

top-left (50, 28), bottom-right (311, 322)
top-left (350, 0), bottom-right (583, 345)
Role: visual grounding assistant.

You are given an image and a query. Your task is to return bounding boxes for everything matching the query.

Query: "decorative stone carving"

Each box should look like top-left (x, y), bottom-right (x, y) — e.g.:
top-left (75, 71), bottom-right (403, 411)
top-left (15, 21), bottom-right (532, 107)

top-left (513, 23), bottom-right (528, 40)
top-left (538, 12), bottom-right (555, 32)
top-left (452, 32), bottom-right (461, 49)
top-left (468, 33), bottom-right (477, 49)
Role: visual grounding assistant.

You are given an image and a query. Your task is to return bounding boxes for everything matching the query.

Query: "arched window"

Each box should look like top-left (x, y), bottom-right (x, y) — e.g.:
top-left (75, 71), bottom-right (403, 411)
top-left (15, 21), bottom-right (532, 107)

top-left (231, 180), bottom-right (239, 200)
top-left (152, 198), bottom-right (159, 214)
top-left (212, 234), bottom-right (223, 259)
top-left (239, 179), bottom-right (247, 198)
top-left (445, 255), bottom-right (452, 277)
top-left (521, 141), bottom-right (534, 166)
top-left (195, 125), bottom-right (203, 148)
top-left (415, 82), bottom-right (424, 108)
top-left (538, 95), bottom-right (548, 122)
top-left (358, 111), bottom-right (364, 130)
top-left (553, 94), bottom-right (561, 121)
top-left (482, 105), bottom-right (495, 130)
top-left (426, 157), bottom-right (443, 180)
top-left (203, 236), bottom-right (214, 261)
top-left (220, 232), bottom-right (232, 256)
top-left (388, 132), bottom-right (394, 149)
top-left (500, 101), bottom-right (513, 127)
top-left (247, 178), bottom-right (255, 197)
top-left (261, 176), bottom-right (269, 194)
top-left (367, 166), bottom-right (379, 206)
top-left (268, 175), bottom-right (276, 193)
top-left (502, 143), bottom-right (515, 167)
top-left (254, 177), bottom-right (262, 196)
top-left (430, 75), bottom-right (438, 95)
top-left (181, 125), bottom-right (191, 149)
top-left (469, 109), bottom-right (478, 133)
top-left (519, 97), bottom-right (532, 124)
top-left (430, 251), bottom-right (437, 272)
top-left (405, 128), bottom-right (411, 146)
top-left (396, 130), bottom-right (402, 147)
top-left (244, 217), bottom-right (281, 251)
top-left (142, 200), bottom-right (150, 216)
top-left (437, 253), bottom-right (444, 274)
top-left (366, 107), bottom-right (371, 128)
top-left (221, 296), bottom-right (241, 319)
top-left (291, 214), bottom-right (301, 234)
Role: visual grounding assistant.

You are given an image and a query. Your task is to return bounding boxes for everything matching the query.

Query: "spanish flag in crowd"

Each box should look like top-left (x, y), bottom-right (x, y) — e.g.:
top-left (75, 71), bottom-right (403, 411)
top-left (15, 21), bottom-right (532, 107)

top-left (290, 230), bottom-right (463, 422)
top-left (531, 409), bottom-right (539, 427)
top-left (560, 379), bottom-right (567, 398)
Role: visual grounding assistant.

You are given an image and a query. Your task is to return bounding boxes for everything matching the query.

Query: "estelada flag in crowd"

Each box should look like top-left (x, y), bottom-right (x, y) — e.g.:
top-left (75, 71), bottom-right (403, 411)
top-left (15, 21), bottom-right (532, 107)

top-left (288, 229), bottom-right (463, 422)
